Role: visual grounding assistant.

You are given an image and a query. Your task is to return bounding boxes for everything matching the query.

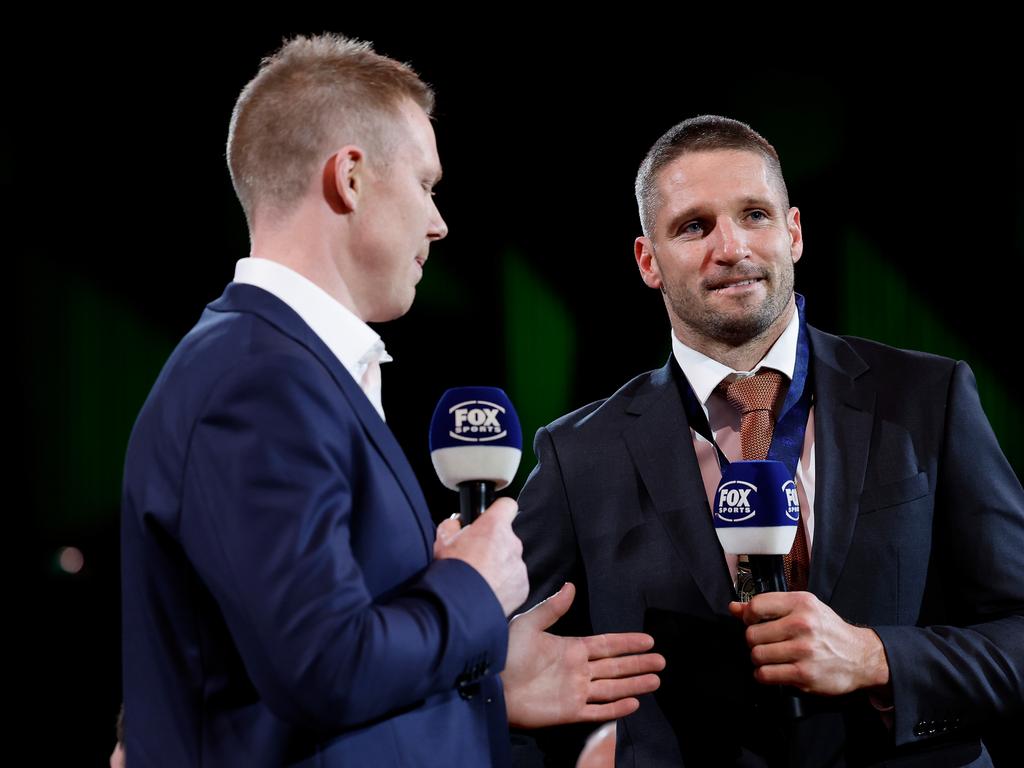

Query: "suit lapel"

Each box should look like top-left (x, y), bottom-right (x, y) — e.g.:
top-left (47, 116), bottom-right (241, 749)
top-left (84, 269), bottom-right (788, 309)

top-left (807, 326), bottom-right (875, 605)
top-left (208, 282), bottom-right (435, 559)
top-left (623, 360), bottom-right (736, 615)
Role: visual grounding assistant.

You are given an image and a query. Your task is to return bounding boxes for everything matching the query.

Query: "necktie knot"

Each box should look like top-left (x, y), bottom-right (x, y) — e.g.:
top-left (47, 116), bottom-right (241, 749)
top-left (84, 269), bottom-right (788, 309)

top-left (722, 369), bottom-right (784, 417)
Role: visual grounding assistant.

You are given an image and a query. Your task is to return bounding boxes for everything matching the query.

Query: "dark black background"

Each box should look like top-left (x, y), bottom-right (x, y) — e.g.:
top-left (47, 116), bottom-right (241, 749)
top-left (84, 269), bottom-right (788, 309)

top-left (13, 19), bottom-right (1020, 763)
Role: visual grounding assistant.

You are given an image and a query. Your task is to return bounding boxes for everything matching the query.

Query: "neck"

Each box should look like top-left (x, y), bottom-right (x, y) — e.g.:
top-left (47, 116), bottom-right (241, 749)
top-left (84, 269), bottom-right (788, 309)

top-left (249, 205), bottom-right (365, 320)
top-left (677, 300), bottom-right (795, 372)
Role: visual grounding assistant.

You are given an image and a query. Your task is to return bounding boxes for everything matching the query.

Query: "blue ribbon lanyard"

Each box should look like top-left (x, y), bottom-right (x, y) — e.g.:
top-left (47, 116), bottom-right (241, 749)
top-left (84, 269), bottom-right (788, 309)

top-left (673, 294), bottom-right (813, 478)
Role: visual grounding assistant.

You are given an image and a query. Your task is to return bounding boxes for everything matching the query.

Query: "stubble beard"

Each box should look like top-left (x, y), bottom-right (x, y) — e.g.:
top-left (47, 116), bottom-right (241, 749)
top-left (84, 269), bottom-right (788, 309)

top-left (666, 262), bottom-right (795, 349)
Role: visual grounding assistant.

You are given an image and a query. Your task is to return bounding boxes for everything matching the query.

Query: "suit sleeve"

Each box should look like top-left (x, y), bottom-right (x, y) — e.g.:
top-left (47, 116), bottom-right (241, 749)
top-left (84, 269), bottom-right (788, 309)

top-left (872, 360), bottom-right (1024, 747)
top-left (515, 427), bottom-right (589, 619)
top-left (510, 426), bottom-right (598, 767)
top-left (178, 352), bottom-right (508, 731)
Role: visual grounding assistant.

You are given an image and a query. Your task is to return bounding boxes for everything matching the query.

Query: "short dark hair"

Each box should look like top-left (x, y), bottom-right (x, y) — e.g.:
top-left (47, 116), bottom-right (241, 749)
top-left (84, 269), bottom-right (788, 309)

top-left (227, 33), bottom-right (435, 229)
top-left (634, 115), bottom-right (789, 237)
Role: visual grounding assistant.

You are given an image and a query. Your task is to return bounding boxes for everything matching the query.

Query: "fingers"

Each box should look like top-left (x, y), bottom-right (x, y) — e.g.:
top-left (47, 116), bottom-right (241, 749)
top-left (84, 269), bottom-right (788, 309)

top-left (439, 495), bottom-right (527, 616)
top-left (742, 593), bottom-right (821, 645)
top-left (588, 652), bottom-right (666, 681)
top-left (582, 631), bottom-right (656, 659)
top-left (579, 698), bottom-right (642, 722)
top-left (752, 662), bottom-right (804, 688)
top-left (749, 638), bottom-right (805, 666)
top-left (433, 515), bottom-right (463, 558)
top-left (745, 592), bottom-right (808, 622)
top-left (589, 672), bottom-right (662, 703)
top-left (435, 514), bottom-right (462, 544)
top-left (730, 592), bottom-right (813, 629)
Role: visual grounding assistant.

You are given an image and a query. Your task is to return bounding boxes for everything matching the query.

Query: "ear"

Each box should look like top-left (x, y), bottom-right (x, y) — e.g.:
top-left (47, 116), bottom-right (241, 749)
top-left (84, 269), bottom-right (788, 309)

top-left (635, 236), bottom-right (663, 290)
top-left (323, 145), bottom-right (365, 215)
top-left (787, 207), bottom-right (803, 264)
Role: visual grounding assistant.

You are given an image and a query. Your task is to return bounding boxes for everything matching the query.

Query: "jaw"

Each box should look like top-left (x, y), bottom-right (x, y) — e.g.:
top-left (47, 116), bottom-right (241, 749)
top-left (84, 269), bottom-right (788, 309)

top-left (666, 284), bottom-right (795, 366)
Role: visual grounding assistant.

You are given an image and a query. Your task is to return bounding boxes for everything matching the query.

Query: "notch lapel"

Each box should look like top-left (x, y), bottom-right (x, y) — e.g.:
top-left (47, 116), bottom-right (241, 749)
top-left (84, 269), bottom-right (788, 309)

top-left (208, 282), bottom-right (435, 559)
top-left (807, 327), bottom-right (875, 605)
top-left (622, 361), bottom-right (736, 615)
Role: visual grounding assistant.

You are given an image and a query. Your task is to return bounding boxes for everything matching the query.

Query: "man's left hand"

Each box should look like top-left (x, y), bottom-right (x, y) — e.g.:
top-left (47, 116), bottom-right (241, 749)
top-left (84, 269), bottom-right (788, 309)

top-left (502, 582), bottom-right (665, 728)
top-left (729, 592), bottom-right (891, 696)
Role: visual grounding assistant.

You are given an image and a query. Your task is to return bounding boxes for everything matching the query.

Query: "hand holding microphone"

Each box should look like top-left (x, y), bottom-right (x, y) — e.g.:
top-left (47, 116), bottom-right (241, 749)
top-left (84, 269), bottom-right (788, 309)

top-left (430, 387), bottom-right (528, 616)
top-left (714, 460), bottom-right (804, 715)
top-left (714, 461), bottom-right (890, 699)
top-left (430, 387), bottom-right (666, 729)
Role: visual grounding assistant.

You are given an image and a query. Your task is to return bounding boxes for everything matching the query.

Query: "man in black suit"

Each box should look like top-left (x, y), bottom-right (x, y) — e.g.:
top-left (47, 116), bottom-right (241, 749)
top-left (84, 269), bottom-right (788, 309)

top-left (512, 115), bottom-right (1023, 767)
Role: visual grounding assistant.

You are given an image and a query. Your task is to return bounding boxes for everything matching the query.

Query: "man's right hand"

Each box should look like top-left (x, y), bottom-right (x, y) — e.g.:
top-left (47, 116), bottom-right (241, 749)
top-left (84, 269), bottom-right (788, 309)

top-left (434, 497), bottom-right (528, 617)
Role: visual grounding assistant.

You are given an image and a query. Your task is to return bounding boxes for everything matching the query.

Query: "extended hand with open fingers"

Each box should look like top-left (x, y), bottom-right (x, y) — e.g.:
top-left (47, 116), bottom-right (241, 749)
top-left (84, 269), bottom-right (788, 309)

top-left (728, 591), bottom-right (890, 696)
top-left (433, 497), bottom-right (528, 617)
top-left (502, 582), bottom-right (665, 729)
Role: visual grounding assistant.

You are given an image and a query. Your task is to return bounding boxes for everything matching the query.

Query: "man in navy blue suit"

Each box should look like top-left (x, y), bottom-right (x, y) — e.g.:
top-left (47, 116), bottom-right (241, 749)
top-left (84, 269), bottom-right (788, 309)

top-left (512, 116), bottom-right (1023, 766)
top-left (120, 34), bottom-right (663, 767)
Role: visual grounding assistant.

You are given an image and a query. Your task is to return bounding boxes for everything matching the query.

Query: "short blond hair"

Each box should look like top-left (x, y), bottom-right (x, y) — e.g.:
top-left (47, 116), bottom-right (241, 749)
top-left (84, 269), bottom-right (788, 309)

top-left (227, 33), bottom-right (434, 228)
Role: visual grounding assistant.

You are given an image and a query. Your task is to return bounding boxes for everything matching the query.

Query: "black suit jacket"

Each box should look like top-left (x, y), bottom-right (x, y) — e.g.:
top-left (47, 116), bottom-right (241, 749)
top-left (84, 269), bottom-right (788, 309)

top-left (512, 326), bottom-right (1023, 767)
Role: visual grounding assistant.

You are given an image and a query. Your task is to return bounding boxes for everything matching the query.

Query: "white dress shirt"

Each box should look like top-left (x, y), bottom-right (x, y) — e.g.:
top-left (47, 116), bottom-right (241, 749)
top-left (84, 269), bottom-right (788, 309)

top-left (670, 308), bottom-right (817, 583)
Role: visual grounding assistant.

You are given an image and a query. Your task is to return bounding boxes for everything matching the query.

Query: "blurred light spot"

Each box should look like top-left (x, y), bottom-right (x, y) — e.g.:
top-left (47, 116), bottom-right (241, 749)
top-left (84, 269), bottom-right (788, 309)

top-left (58, 547), bottom-right (85, 575)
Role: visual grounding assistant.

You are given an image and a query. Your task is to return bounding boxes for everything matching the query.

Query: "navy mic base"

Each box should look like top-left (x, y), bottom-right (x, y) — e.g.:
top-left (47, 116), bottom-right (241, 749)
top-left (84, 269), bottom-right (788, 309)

top-left (458, 481), bottom-right (495, 524)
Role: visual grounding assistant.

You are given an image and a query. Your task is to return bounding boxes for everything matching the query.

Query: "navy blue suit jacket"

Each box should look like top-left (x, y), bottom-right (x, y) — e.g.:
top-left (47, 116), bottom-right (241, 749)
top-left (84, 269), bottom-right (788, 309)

top-left (512, 326), bottom-right (1023, 767)
top-left (122, 283), bottom-right (511, 766)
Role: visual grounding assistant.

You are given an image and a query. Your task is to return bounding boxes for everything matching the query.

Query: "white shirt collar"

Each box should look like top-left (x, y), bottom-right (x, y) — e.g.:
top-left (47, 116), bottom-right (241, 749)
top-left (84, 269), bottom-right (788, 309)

top-left (670, 305), bottom-right (799, 409)
top-left (232, 257), bottom-right (391, 417)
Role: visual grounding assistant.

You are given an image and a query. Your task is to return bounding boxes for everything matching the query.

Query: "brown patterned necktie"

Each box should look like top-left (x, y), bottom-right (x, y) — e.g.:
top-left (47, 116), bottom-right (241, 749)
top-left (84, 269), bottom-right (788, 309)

top-left (721, 370), bottom-right (810, 591)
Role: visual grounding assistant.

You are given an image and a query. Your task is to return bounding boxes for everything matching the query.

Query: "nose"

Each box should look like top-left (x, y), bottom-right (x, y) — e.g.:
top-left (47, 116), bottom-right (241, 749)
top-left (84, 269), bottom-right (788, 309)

top-left (710, 215), bottom-right (750, 263)
top-left (428, 198), bottom-right (448, 242)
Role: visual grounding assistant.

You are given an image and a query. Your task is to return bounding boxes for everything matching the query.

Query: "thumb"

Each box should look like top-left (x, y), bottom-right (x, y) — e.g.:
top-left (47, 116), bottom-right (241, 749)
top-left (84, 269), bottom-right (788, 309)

top-left (727, 600), bottom-right (747, 621)
top-left (484, 496), bottom-right (519, 525)
top-left (516, 581), bottom-right (575, 631)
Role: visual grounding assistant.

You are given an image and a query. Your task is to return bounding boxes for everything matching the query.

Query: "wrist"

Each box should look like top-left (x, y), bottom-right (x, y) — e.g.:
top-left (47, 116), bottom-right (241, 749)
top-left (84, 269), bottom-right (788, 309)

top-left (859, 627), bottom-right (891, 690)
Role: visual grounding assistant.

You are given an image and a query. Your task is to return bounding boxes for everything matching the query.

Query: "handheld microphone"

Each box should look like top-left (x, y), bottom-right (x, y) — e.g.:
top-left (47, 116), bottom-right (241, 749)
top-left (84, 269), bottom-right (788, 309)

top-left (714, 460), bottom-right (805, 719)
top-left (713, 460), bottom-right (800, 594)
top-left (429, 387), bottom-right (522, 523)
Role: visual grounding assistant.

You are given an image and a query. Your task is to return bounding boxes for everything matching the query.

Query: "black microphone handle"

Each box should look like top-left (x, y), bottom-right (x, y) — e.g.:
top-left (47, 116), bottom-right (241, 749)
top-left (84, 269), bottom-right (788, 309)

top-left (748, 555), bottom-right (789, 594)
top-left (747, 555), bottom-right (805, 719)
top-left (458, 480), bottom-right (495, 524)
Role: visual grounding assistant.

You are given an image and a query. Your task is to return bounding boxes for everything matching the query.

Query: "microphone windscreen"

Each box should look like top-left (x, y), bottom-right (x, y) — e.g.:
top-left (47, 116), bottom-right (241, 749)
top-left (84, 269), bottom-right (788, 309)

top-left (429, 386), bottom-right (522, 491)
top-left (713, 460), bottom-right (799, 555)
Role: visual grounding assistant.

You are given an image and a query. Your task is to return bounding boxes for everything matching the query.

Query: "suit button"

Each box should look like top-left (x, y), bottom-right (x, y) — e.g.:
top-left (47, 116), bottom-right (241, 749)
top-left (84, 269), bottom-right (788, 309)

top-left (456, 671), bottom-right (480, 700)
top-left (914, 722), bottom-right (933, 737)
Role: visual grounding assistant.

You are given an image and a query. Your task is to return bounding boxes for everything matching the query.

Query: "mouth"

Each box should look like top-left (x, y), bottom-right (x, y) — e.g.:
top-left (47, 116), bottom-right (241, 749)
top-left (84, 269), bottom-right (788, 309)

top-left (414, 254), bottom-right (427, 269)
top-left (706, 276), bottom-right (765, 294)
